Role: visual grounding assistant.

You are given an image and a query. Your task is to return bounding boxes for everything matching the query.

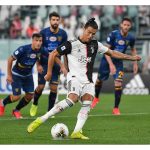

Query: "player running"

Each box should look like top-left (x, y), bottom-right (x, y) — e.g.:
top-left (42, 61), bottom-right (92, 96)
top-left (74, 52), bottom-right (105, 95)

top-left (91, 17), bottom-right (138, 115)
top-left (27, 18), bottom-right (141, 139)
top-left (0, 33), bottom-right (64, 118)
top-left (29, 12), bottom-right (67, 117)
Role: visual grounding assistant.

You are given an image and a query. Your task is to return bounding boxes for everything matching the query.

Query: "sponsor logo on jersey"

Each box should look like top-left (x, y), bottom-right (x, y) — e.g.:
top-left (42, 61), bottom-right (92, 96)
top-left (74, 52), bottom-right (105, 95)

top-left (118, 40), bottom-right (125, 45)
top-left (123, 74), bottom-right (149, 95)
top-left (30, 54), bottom-right (37, 59)
top-left (49, 37), bottom-right (57, 42)
top-left (78, 56), bottom-right (92, 63)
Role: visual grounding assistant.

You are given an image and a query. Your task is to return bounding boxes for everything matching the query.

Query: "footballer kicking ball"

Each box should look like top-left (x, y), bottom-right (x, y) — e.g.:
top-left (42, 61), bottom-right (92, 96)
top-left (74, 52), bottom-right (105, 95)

top-left (51, 123), bottom-right (69, 139)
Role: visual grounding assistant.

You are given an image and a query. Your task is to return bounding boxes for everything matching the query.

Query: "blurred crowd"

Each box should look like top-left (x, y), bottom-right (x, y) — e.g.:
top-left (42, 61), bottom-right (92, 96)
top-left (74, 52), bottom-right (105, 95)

top-left (0, 5), bottom-right (150, 40)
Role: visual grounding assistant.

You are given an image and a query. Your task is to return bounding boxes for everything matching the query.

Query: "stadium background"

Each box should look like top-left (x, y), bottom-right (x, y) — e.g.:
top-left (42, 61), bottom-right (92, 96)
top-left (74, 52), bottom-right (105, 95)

top-left (0, 5), bottom-right (150, 95)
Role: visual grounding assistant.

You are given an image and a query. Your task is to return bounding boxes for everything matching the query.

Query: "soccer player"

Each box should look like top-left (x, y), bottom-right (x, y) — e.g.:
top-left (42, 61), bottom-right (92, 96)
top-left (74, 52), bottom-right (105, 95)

top-left (27, 18), bottom-right (141, 139)
top-left (91, 17), bottom-right (138, 115)
top-left (0, 33), bottom-right (65, 119)
top-left (29, 12), bottom-right (67, 117)
top-left (0, 33), bottom-right (43, 118)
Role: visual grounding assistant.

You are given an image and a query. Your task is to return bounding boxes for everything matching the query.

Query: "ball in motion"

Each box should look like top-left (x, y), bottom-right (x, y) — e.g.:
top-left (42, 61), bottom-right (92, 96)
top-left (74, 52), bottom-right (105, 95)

top-left (51, 123), bottom-right (69, 139)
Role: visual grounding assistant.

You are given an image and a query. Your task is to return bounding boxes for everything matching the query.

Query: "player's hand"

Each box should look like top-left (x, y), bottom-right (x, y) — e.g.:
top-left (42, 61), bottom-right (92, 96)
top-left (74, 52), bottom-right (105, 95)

top-left (6, 75), bottom-right (13, 84)
top-left (132, 55), bottom-right (141, 61)
top-left (133, 62), bottom-right (138, 74)
top-left (60, 66), bottom-right (68, 77)
top-left (109, 64), bottom-right (116, 75)
top-left (37, 65), bottom-right (43, 74)
top-left (44, 73), bottom-right (52, 81)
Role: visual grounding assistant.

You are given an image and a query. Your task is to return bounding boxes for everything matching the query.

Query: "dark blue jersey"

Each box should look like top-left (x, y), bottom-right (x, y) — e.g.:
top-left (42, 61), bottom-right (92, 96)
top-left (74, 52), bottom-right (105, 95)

top-left (12, 44), bottom-right (43, 77)
top-left (106, 30), bottom-right (135, 53)
top-left (40, 27), bottom-right (67, 65)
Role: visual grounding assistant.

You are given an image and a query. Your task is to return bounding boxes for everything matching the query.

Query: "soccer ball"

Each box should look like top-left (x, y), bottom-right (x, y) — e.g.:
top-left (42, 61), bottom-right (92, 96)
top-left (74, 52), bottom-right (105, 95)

top-left (51, 123), bottom-right (69, 139)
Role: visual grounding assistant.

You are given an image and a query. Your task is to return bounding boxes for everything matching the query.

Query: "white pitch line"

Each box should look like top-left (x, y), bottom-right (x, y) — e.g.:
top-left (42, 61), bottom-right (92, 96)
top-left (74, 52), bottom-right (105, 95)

top-left (0, 112), bottom-right (149, 121)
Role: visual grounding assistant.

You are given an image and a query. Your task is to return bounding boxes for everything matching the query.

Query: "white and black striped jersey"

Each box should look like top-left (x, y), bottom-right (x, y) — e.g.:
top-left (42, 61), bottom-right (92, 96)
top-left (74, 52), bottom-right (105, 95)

top-left (57, 37), bottom-right (108, 83)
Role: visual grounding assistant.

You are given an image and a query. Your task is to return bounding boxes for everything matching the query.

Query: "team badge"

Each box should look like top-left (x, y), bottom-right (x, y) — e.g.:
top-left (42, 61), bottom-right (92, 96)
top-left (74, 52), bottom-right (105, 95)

top-left (15, 88), bottom-right (19, 92)
top-left (57, 36), bottom-right (62, 41)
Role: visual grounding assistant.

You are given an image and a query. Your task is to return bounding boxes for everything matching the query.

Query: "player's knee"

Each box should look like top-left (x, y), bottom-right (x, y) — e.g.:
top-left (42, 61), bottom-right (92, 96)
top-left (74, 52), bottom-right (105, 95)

top-left (36, 85), bottom-right (45, 93)
top-left (25, 93), bottom-right (34, 102)
top-left (50, 84), bottom-right (58, 93)
top-left (12, 95), bottom-right (21, 102)
top-left (114, 80), bottom-right (122, 87)
top-left (96, 79), bottom-right (103, 86)
top-left (68, 93), bottom-right (78, 103)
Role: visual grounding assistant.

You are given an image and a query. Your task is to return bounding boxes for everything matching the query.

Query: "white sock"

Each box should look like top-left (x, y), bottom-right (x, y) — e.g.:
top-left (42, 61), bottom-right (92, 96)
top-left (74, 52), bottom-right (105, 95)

top-left (40, 98), bottom-right (74, 122)
top-left (73, 100), bottom-right (91, 133)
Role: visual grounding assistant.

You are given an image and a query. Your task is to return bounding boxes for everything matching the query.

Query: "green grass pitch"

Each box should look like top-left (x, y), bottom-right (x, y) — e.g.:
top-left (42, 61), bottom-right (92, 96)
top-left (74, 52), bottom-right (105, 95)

top-left (0, 94), bottom-right (150, 144)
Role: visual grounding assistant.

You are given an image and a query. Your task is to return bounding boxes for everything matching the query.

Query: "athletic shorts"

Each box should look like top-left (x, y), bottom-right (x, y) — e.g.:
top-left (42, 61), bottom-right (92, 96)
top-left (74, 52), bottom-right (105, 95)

top-left (11, 74), bottom-right (34, 96)
top-left (38, 63), bottom-right (60, 85)
top-left (66, 75), bottom-right (95, 98)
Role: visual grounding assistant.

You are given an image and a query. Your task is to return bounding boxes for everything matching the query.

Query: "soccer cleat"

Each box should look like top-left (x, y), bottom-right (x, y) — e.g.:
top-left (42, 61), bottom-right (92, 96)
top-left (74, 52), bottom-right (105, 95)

top-left (91, 97), bottom-right (100, 109)
top-left (27, 117), bottom-right (43, 133)
top-left (112, 108), bottom-right (121, 115)
top-left (30, 104), bottom-right (38, 117)
top-left (12, 110), bottom-right (23, 119)
top-left (0, 100), bottom-right (5, 116)
top-left (70, 131), bottom-right (89, 140)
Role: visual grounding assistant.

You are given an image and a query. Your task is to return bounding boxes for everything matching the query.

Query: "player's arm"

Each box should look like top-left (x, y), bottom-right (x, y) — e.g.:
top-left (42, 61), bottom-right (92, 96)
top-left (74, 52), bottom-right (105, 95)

top-left (105, 49), bottom-right (141, 61)
top-left (104, 44), bottom-right (116, 75)
top-left (131, 48), bottom-right (138, 74)
top-left (36, 61), bottom-right (43, 74)
top-left (54, 57), bottom-right (68, 76)
top-left (45, 41), bottom-right (71, 81)
top-left (7, 56), bottom-right (16, 84)
top-left (45, 50), bottom-right (60, 81)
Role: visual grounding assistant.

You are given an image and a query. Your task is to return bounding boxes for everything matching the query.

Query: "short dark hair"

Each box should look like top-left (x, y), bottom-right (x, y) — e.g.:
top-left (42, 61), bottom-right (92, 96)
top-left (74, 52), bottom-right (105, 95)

top-left (121, 17), bottom-right (132, 24)
top-left (32, 33), bottom-right (42, 39)
top-left (49, 11), bottom-right (60, 20)
top-left (84, 18), bottom-right (98, 30)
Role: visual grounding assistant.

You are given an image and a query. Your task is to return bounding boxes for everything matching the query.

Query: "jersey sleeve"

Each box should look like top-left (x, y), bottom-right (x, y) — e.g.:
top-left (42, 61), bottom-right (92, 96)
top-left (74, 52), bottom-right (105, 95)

top-left (130, 36), bottom-right (135, 49)
top-left (57, 41), bottom-right (72, 55)
top-left (62, 31), bottom-right (68, 43)
top-left (12, 46), bottom-right (24, 59)
top-left (97, 42), bottom-right (108, 54)
top-left (106, 31), bottom-right (115, 47)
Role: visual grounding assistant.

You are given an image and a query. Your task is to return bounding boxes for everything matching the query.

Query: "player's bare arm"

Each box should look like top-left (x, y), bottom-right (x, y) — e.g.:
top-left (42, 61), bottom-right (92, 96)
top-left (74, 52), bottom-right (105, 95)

top-left (104, 44), bottom-right (116, 75)
top-left (131, 48), bottom-right (138, 74)
top-left (44, 50), bottom-right (60, 81)
top-left (105, 49), bottom-right (141, 61)
top-left (54, 56), bottom-right (68, 76)
top-left (7, 56), bottom-right (15, 84)
top-left (36, 61), bottom-right (43, 74)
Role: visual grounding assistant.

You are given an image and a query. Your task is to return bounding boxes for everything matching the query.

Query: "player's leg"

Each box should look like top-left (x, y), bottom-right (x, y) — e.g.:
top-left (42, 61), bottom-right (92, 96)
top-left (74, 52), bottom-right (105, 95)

top-left (71, 83), bottom-right (94, 140)
top-left (13, 75), bottom-right (34, 118)
top-left (27, 76), bottom-right (80, 133)
top-left (0, 74), bottom-right (22, 116)
top-left (48, 63), bottom-right (60, 111)
top-left (91, 61), bottom-right (110, 109)
top-left (112, 69), bottom-right (124, 115)
top-left (30, 70), bottom-right (46, 116)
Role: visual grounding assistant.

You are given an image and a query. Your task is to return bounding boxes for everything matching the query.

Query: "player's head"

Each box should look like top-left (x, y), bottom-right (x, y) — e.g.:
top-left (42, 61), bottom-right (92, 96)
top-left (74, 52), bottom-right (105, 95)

top-left (32, 33), bottom-right (43, 50)
top-left (49, 12), bottom-right (60, 30)
top-left (120, 17), bottom-right (132, 34)
top-left (82, 18), bottom-right (98, 43)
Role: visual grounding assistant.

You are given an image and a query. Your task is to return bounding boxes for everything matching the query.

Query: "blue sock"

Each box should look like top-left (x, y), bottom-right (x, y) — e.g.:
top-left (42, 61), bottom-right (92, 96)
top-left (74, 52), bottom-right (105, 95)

top-left (3, 95), bottom-right (12, 106)
top-left (114, 88), bottom-right (122, 108)
top-left (15, 97), bottom-right (29, 111)
top-left (48, 92), bottom-right (57, 111)
top-left (33, 90), bottom-right (42, 105)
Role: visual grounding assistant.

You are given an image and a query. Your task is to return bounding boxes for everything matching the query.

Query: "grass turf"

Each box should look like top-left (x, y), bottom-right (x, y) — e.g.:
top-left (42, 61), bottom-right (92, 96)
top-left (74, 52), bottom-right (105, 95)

top-left (0, 94), bottom-right (150, 144)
